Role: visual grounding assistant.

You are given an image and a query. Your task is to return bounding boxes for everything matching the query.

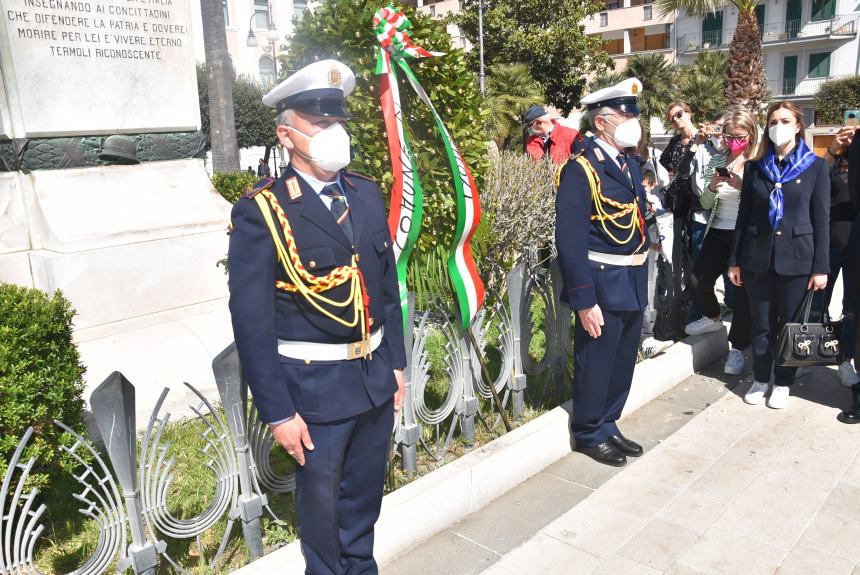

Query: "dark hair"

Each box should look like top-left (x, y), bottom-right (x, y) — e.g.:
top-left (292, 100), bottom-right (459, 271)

top-left (642, 170), bottom-right (657, 186)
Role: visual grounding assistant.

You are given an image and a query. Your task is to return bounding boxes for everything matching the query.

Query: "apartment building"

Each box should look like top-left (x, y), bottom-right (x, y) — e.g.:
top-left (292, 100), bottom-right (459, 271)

top-left (674, 0), bottom-right (859, 151)
top-left (584, 0), bottom-right (675, 72)
top-left (409, 0), bottom-right (469, 49)
top-left (189, 0), bottom-right (315, 86)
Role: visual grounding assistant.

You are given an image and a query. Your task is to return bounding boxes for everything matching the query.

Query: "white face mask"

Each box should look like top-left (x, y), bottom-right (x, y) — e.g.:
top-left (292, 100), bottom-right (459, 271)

top-left (768, 123), bottom-right (796, 148)
top-left (605, 116), bottom-right (642, 149)
top-left (289, 122), bottom-right (351, 172)
top-left (710, 135), bottom-right (724, 151)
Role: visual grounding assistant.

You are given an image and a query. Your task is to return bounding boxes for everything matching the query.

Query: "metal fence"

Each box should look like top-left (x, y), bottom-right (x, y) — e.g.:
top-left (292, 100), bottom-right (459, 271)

top-left (1, 256), bottom-right (571, 574)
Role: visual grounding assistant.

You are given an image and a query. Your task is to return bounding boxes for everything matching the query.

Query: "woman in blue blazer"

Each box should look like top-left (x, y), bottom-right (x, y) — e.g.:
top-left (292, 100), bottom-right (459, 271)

top-left (728, 102), bottom-right (830, 409)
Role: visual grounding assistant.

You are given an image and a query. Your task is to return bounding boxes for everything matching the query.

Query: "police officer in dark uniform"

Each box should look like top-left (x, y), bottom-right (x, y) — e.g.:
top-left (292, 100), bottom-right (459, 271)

top-left (227, 59), bottom-right (407, 574)
top-left (555, 78), bottom-right (650, 467)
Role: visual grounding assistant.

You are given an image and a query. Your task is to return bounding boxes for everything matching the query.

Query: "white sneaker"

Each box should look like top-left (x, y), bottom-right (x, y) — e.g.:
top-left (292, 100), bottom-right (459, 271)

top-left (641, 337), bottom-right (674, 358)
top-left (838, 361), bottom-right (860, 387)
top-left (724, 348), bottom-right (744, 375)
top-left (767, 385), bottom-right (790, 409)
top-left (685, 316), bottom-right (724, 336)
top-left (744, 380), bottom-right (769, 405)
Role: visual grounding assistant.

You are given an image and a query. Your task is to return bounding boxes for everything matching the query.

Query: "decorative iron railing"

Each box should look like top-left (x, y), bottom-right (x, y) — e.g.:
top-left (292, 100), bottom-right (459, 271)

top-left (1, 255), bottom-right (572, 573)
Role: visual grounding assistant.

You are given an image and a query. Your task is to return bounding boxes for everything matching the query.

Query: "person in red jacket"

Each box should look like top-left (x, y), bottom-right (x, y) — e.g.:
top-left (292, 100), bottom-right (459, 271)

top-left (524, 105), bottom-right (584, 164)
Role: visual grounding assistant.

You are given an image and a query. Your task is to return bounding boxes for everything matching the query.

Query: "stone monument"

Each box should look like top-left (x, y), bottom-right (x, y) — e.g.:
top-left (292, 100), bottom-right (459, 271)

top-left (0, 0), bottom-right (234, 423)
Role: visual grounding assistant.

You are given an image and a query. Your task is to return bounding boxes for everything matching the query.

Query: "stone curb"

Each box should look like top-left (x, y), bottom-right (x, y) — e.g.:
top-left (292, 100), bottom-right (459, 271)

top-left (228, 328), bottom-right (729, 574)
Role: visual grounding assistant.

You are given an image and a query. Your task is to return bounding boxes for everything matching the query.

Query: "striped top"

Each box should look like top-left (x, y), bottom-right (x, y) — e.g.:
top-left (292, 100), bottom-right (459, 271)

top-left (700, 153), bottom-right (744, 236)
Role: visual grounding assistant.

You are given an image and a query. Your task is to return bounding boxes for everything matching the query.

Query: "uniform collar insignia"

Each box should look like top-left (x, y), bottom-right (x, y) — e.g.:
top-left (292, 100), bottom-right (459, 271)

top-left (286, 177), bottom-right (303, 201)
top-left (593, 147), bottom-right (605, 163)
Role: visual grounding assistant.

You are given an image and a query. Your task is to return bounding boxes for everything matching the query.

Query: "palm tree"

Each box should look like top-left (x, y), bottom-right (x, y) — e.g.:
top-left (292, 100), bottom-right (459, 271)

top-left (656, 0), bottom-right (765, 111)
top-left (676, 51), bottom-right (727, 122)
top-left (484, 63), bottom-right (545, 151)
top-left (624, 53), bottom-right (677, 138)
top-left (201, 0), bottom-right (240, 172)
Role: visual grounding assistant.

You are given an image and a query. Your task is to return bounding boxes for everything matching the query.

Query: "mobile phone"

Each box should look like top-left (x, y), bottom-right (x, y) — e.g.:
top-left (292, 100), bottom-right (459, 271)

top-left (845, 109), bottom-right (860, 127)
top-left (715, 167), bottom-right (730, 177)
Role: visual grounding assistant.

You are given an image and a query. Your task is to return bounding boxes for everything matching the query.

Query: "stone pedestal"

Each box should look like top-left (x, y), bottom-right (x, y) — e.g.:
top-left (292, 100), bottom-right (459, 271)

top-left (0, 0), bottom-right (235, 421)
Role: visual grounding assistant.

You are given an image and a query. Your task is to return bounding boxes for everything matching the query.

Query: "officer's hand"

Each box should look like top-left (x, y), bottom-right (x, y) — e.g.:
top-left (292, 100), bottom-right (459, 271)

top-left (270, 415), bottom-right (314, 466)
top-left (728, 266), bottom-right (743, 287)
top-left (393, 369), bottom-right (405, 415)
top-left (807, 274), bottom-right (828, 291)
top-left (577, 305), bottom-right (604, 339)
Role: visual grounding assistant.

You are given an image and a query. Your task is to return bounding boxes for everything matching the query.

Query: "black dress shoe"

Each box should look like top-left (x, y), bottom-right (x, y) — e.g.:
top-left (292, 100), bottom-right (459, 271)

top-left (575, 441), bottom-right (627, 467)
top-left (838, 384), bottom-right (860, 424)
top-left (608, 433), bottom-right (644, 457)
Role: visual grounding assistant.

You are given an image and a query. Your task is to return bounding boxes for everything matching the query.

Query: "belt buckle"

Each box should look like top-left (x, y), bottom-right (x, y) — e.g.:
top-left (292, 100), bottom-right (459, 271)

top-left (347, 339), bottom-right (367, 360)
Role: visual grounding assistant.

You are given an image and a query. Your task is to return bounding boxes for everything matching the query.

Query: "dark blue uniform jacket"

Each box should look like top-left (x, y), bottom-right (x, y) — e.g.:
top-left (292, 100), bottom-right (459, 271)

top-left (228, 164), bottom-right (407, 424)
top-left (729, 157), bottom-right (830, 276)
top-left (555, 137), bottom-right (651, 313)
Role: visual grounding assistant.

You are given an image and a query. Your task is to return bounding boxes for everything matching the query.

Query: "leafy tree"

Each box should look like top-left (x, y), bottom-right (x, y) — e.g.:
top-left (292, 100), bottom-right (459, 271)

top-left (657, 0), bottom-right (765, 111)
top-left (814, 76), bottom-right (860, 125)
top-left (454, 0), bottom-right (613, 115)
top-left (677, 52), bottom-right (728, 123)
top-left (281, 0), bottom-right (488, 250)
top-left (484, 63), bottom-right (544, 151)
top-left (197, 65), bottom-right (278, 151)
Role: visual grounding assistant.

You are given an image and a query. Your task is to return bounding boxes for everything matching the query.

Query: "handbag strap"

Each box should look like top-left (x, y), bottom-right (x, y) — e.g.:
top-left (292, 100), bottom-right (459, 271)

top-left (795, 288), bottom-right (817, 325)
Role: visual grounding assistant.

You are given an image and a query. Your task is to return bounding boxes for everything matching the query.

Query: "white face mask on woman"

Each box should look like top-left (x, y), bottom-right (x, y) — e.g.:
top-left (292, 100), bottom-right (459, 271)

top-left (768, 123), bottom-right (796, 148)
top-left (289, 122), bottom-right (352, 172)
top-left (604, 116), bottom-right (642, 149)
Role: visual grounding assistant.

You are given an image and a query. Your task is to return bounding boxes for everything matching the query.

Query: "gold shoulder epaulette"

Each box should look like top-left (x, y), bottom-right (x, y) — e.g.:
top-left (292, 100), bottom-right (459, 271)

top-left (240, 177), bottom-right (276, 199)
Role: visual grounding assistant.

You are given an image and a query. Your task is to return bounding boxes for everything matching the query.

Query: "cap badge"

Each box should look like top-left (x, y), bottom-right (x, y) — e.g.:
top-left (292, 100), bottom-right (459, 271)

top-left (631, 83), bottom-right (639, 94)
top-left (328, 67), bottom-right (343, 88)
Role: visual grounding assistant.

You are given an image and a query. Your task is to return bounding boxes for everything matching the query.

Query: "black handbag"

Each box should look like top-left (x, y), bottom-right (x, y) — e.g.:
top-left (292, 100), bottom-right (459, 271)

top-left (775, 288), bottom-right (844, 367)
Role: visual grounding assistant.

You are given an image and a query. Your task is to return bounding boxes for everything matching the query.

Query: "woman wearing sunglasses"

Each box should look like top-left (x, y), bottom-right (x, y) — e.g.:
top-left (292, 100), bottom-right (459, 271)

top-left (684, 109), bottom-right (758, 379)
top-left (728, 102), bottom-right (830, 409)
top-left (658, 101), bottom-right (699, 338)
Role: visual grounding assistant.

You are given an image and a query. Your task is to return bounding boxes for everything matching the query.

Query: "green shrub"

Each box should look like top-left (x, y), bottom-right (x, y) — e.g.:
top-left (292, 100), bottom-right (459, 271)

top-left (212, 171), bottom-right (258, 204)
top-left (0, 283), bottom-right (87, 492)
top-left (815, 75), bottom-right (860, 125)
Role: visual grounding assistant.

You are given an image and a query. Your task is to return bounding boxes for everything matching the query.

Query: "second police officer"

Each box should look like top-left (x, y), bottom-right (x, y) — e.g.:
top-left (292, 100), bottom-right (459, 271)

top-left (555, 78), bottom-right (650, 467)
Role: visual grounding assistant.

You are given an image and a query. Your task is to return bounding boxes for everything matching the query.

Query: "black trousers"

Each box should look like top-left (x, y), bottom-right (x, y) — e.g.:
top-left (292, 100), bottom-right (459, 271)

top-left (691, 228), bottom-right (752, 350)
top-left (295, 400), bottom-right (393, 575)
top-left (744, 269), bottom-right (809, 386)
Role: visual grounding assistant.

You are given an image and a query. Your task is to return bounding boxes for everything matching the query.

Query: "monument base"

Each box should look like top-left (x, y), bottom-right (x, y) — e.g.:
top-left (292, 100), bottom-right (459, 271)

top-left (0, 159), bottom-right (236, 425)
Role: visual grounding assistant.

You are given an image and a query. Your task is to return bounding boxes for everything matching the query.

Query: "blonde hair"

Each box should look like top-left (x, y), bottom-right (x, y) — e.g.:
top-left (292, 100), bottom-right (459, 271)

top-left (755, 102), bottom-right (806, 160)
top-left (723, 108), bottom-right (759, 159)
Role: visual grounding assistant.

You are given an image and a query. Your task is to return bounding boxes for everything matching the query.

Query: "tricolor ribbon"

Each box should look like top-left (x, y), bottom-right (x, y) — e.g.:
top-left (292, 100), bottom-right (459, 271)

top-left (373, 5), bottom-right (485, 330)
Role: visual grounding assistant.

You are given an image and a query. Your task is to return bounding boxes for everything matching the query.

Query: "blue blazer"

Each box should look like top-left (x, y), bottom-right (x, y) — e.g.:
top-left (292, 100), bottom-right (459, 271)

top-left (227, 165), bottom-right (407, 424)
top-left (555, 137), bottom-right (650, 312)
top-left (729, 155), bottom-right (830, 276)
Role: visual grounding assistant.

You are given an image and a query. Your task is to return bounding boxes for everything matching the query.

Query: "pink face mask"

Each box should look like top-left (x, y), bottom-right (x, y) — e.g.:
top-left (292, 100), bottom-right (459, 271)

top-left (726, 138), bottom-right (749, 156)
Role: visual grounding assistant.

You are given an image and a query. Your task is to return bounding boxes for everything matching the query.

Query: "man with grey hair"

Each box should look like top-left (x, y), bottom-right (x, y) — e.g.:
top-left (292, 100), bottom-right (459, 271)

top-left (227, 59), bottom-right (406, 574)
top-left (555, 78), bottom-right (650, 467)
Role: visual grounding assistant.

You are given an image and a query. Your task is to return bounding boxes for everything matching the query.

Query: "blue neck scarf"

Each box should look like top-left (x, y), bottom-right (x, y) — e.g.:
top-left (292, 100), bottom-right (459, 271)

top-left (759, 138), bottom-right (817, 229)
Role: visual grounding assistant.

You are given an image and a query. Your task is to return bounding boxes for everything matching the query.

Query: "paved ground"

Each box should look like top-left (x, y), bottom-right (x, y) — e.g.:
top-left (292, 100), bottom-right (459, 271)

top-left (383, 356), bottom-right (860, 575)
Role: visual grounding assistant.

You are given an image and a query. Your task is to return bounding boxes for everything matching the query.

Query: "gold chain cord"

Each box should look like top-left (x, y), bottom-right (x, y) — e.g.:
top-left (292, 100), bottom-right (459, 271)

top-left (253, 191), bottom-right (368, 335)
top-left (573, 156), bottom-right (645, 249)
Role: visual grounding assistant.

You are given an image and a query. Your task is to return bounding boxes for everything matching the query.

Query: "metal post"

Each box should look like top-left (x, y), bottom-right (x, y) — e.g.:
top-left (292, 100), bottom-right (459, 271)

top-left (458, 329), bottom-right (478, 445)
top-left (478, 0), bottom-right (486, 95)
top-left (399, 294), bottom-right (421, 473)
top-left (506, 261), bottom-right (528, 417)
top-left (213, 344), bottom-right (266, 560)
top-left (90, 372), bottom-right (164, 575)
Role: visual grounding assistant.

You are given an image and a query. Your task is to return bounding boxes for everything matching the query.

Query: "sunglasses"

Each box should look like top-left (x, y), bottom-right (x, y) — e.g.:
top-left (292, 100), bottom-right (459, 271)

top-left (671, 110), bottom-right (685, 120)
top-left (723, 134), bottom-right (749, 143)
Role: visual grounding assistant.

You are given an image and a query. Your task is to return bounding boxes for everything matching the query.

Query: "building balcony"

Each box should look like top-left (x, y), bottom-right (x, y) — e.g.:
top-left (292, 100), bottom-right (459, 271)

top-left (767, 74), bottom-right (850, 100)
top-left (677, 14), bottom-right (857, 54)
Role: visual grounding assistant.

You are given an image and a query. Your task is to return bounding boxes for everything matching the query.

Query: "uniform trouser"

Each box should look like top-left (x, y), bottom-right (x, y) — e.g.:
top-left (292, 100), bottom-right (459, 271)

top-left (572, 307), bottom-right (643, 447)
top-left (744, 269), bottom-right (809, 387)
top-left (691, 228), bottom-right (752, 350)
top-left (296, 399), bottom-right (393, 575)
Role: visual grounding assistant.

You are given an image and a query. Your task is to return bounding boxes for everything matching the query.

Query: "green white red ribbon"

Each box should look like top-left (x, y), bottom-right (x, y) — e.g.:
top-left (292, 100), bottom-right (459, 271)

top-left (373, 5), bottom-right (485, 330)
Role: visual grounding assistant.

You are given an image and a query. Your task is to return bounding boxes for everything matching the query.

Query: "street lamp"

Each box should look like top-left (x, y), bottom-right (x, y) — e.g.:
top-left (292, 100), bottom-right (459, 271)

top-left (246, 2), bottom-right (280, 79)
